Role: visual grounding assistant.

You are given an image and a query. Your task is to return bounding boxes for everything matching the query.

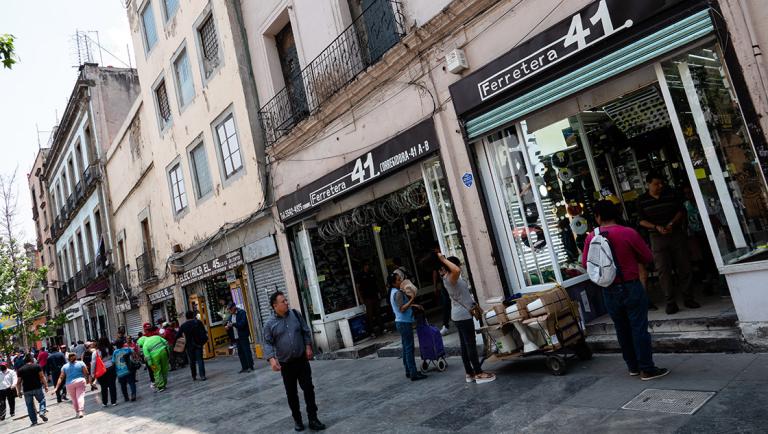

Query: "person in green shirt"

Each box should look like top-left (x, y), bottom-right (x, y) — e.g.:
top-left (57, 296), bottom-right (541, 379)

top-left (137, 335), bottom-right (170, 392)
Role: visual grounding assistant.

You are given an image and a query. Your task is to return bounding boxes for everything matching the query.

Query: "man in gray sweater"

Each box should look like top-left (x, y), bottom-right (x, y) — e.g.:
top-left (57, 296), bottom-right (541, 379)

top-left (263, 291), bottom-right (325, 432)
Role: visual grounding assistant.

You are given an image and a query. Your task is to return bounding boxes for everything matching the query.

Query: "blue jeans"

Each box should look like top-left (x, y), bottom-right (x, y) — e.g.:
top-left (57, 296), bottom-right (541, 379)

top-left (396, 321), bottom-right (417, 376)
top-left (118, 372), bottom-right (136, 401)
top-left (236, 337), bottom-right (254, 371)
top-left (603, 280), bottom-right (655, 372)
top-left (186, 345), bottom-right (206, 379)
top-left (23, 388), bottom-right (46, 424)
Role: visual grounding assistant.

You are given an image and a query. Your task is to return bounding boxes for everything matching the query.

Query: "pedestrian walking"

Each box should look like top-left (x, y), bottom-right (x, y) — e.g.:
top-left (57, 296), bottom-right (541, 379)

top-left (177, 311), bottom-right (208, 381)
top-left (13, 351), bottom-right (25, 371)
top-left (91, 338), bottom-right (118, 407)
top-left (637, 171), bottom-right (699, 314)
top-left (53, 352), bottom-right (89, 418)
top-left (161, 322), bottom-right (179, 371)
top-left (16, 354), bottom-right (48, 426)
top-left (74, 341), bottom-right (86, 360)
top-left (264, 291), bottom-right (326, 432)
top-left (582, 200), bottom-right (670, 380)
top-left (137, 333), bottom-right (170, 392)
top-left (389, 273), bottom-right (427, 382)
top-left (142, 323), bottom-right (159, 390)
top-left (112, 342), bottom-right (138, 402)
top-left (438, 253), bottom-right (496, 384)
top-left (46, 346), bottom-right (68, 403)
top-left (0, 362), bottom-right (17, 421)
top-left (226, 302), bottom-right (255, 373)
top-left (36, 348), bottom-right (49, 382)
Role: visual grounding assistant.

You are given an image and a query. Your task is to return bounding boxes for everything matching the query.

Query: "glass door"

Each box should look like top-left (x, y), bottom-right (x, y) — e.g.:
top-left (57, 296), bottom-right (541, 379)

top-left (657, 42), bottom-right (768, 266)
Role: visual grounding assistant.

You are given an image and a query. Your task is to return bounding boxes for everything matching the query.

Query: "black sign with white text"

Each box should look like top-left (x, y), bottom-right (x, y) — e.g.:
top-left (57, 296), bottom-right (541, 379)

top-left (449, 0), bottom-right (690, 116)
top-left (277, 118), bottom-right (439, 222)
top-left (178, 250), bottom-right (244, 286)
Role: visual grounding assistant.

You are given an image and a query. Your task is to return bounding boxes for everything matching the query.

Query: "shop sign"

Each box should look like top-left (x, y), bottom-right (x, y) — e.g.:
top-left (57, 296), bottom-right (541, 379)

top-left (243, 235), bottom-right (277, 262)
top-left (148, 286), bottom-right (174, 304)
top-left (179, 250), bottom-right (244, 286)
top-left (64, 305), bottom-right (81, 321)
top-left (277, 118), bottom-right (440, 222)
top-left (85, 278), bottom-right (110, 295)
top-left (115, 297), bottom-right (138, 313)
top-left (449, 0), bottom-right (686, 116)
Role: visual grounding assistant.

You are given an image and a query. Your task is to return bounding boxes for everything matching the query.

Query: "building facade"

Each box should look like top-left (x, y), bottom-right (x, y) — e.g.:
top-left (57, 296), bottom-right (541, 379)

top-left (42, 64), bottom-right (140, 345)
top-left (243, 0), bottom-right (768, 351)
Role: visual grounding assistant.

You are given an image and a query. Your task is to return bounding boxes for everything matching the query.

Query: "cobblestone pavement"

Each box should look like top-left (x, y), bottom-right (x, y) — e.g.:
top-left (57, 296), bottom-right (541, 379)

top-left (2, 352), bottom-right (766, 433)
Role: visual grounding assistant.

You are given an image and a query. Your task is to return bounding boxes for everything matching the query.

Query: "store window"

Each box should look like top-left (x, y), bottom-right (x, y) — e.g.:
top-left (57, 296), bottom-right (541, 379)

top-left (309, 229), bottom-right (357, 316)
top-left (205, 273), bottom-right (234, 325)
top-left (660, 43), bottom-right (768, 265)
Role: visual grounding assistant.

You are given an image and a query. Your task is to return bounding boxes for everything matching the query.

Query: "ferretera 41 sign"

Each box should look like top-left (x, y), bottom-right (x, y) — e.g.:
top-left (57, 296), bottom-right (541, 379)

top-left (277, 118), bottom-right (439, 222)
top-left (450, 0), bottom-right (685, 115)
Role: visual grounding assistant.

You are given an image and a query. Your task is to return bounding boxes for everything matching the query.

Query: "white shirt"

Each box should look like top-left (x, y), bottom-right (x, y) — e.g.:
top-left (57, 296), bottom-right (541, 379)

top-left (0, 369), bottom-right (17, 390)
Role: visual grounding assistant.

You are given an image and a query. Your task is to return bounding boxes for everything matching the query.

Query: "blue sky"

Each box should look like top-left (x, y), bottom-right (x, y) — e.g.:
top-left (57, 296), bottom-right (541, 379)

top-left (0, 0), bottom-right (134, 242)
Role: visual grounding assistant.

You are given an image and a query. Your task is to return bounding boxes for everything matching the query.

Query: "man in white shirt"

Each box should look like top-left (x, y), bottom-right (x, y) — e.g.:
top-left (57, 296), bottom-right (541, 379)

top-left (0, 362), bottom-right (17, 421)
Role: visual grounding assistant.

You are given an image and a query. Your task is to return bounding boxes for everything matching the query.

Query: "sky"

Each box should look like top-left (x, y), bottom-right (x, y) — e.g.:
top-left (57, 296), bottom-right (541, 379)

top-left (0, 0), bottom-right (134, 243)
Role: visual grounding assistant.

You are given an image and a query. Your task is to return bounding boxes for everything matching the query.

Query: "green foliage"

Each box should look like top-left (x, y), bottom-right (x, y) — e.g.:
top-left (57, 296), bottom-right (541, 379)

top-left (0, 34), bottom-right (16, 69)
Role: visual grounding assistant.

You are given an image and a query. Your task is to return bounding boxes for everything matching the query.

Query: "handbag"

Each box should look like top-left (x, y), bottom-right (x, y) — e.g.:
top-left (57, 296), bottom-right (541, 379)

top-left (94, 353), bottom-right (107, 379)
top-left (173, 336), bottom-right (186, 353)
top-left (446, 285), bottom-right (483, 322)
top-left (125, 353), bottom-right (142, 371)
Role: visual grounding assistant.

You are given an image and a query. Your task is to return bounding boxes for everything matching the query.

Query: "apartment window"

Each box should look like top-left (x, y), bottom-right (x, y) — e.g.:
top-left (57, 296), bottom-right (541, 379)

top-left (93, 209), bottom-right (103, 249)
top-left (75, 143), bottom-right (84, 175)
top-left (215, 115), bottom-right (242, 178)
top-left (155, 79), bottom-right (172, 128)
top-left (174, 49), bottom-right (195, 108)
top-left (141, 2), bottom-right (158, 52)
top-left (84, 221), bottom-right (95, 262)
top-left (163, 0), bottom-right (179, 21)
top-left (168, 164), bottom-right (188, 213)
top-left (198, 13), bottom-right (220, 78)
top-left (189, 142), bottom-right (213, 198)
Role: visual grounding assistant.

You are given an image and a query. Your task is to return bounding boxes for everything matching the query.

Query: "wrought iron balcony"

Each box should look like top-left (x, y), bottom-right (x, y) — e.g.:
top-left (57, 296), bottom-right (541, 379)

top-left (32, 206), bottom-right (39, 221)
top-left (57, 282), bottom-right (75, 305)
top-left (113, 266), bottom-right (131, 301)
top-left (136, 250), bottom-right (157, 284)
top-left (258, 0), bottom-right (404, 145)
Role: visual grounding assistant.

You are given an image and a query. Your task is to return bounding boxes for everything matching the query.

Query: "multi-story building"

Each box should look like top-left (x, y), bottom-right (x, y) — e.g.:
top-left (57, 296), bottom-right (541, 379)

top-left (43, 63), bottom-right (140, 345)
top-left (242, 0), bottom-right (768, 351)
top-left (120, 0), bottom-right (285, 357)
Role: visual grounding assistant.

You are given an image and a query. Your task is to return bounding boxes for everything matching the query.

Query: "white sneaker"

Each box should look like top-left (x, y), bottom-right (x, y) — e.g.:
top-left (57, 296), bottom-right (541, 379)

top-left (440, 326), bottom-right (449, 336)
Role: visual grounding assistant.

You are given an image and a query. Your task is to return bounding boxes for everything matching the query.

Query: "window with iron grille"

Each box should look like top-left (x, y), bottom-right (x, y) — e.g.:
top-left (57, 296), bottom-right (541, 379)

top-left (141, 3), bottom-right (158, 52)
top-left (155, 80), bottom-right (171, 127)
top-left (199, 14), bottom-right (219, 78)
top-left (215, 115), bottom-right (242, 178)
top-left (168, 164), bottom-right (188, 213)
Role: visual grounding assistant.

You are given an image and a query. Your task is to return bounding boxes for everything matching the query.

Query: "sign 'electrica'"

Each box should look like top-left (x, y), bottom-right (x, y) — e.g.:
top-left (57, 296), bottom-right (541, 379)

top-left (276, 118), bottom-right (439, 222)
top-left (449, 0), bottom-right (687, 116)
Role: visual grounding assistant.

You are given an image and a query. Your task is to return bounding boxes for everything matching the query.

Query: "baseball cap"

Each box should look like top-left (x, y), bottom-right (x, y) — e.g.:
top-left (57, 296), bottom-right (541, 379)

top-left (143, 322), bottom-right (152, 329)
top-left (0, 362), bottom-right (7, 367)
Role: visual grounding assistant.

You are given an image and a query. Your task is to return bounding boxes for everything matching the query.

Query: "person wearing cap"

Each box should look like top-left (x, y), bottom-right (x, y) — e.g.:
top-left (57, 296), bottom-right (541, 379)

top-left (137, 332), bottom-right (170, 392)
top-left (0, 361), bottom-right (17, 421)
top-left (225, 302), bottom-right (254, 373)
top-left (141, 323), bottom-right (159, 390)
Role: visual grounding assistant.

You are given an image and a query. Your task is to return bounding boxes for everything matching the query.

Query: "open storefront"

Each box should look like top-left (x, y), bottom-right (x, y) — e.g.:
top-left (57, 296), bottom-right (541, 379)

top-left (450, 0), bottom-right (768, 336)
top-left (278, 119), bottom-right (467, 352)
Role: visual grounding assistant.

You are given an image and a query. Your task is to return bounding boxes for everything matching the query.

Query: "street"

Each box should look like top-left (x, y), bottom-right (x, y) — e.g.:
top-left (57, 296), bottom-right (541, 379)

top-left (2, 352), bottom-right (766, 433)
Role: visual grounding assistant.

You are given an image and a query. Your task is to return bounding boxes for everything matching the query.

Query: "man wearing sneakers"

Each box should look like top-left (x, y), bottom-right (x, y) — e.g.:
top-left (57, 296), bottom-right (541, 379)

top-left (16, 354), bottom-right (49, 426)
top-left (583, 200), bottom-right (670, 381)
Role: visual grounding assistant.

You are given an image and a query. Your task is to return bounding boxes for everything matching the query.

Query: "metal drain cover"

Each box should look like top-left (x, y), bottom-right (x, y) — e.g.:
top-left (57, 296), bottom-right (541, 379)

top-left (621, 389), bottom-right (715, 415)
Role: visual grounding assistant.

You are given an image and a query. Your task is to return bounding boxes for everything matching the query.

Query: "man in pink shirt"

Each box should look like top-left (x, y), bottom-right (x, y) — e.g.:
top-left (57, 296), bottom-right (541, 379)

top-left (582, 200), bottom-right (669, 381)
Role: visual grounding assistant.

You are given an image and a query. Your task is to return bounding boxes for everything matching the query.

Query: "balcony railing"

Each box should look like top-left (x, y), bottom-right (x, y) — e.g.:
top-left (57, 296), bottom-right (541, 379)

top-left (57, 282), bottom-right (75, 305)
top-left (258, 0), bottom-right (404, 145)
top-left (136, 250), bottom-right (156, 284)
top-left (113, 266), bottom-right (131, 301)
top-left (52, 164), bottom-right (102, 242)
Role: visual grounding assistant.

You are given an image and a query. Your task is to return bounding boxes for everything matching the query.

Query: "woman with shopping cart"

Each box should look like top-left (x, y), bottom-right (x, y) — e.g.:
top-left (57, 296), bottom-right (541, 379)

top-left (389, 273), bottom-right (428, 382)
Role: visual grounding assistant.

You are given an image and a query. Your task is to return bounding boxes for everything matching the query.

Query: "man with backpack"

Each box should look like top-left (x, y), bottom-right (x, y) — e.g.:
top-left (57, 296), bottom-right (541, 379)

top-left (583, 200), bottom-right (669, 381)
top-left (177, 311), bottom-right (208, 381)
top-left (264, 291), bottom-right (325, 432)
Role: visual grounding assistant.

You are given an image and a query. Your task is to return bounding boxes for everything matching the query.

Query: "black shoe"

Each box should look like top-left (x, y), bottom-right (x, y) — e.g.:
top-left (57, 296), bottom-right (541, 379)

top-left (684, 300), bottom-right (701, 309)
top-left (641, 367), bottom-right (670, 381)
top-left (411, 373), bottom-right (427, 381)
top-left (629, 369), bottom-right (640, 376)
top-left (131, 396), bottom-right (136, 402)
top-left (200, 376), bottom-right (207, 381)
top-left (192, 377), bottom-right (197, 381)
top-left (405, 372), bottom-right (411, 379)
top-left (294, 421), bottom-right (305, 432)
top-left (40, 413), bottom-right (48, 422)
top-left (308, 419), bottom-right (326, 431)
top-left (238, 369), bottom-right (247, 373)
top-left (665, 303), bottom-right (679, 315)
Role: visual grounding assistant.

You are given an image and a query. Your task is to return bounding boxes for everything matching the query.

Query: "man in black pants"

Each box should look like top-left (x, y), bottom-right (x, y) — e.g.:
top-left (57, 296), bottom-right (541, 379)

top-left (264, 291), bottom-right (325, 432)
top-left (177, 311), bottom-right (208, 381)
top-left (46, 347), bottom-right (68, 402)
top-left (226, 303), bottom-right (255, 373)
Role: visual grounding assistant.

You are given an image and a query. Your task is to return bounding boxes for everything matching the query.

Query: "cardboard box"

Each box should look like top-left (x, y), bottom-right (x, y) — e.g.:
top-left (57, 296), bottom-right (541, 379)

top-left (527, 286), bottom-right (571, 317)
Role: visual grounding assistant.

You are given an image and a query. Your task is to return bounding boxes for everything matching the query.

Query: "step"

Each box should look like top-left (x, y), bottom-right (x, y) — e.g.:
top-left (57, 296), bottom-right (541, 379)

top-left (376, 337), bottom-right (483, 359)
top-left (586, 314), bottom-right (738, 336)
top-left (586, 329), bottom-right (745, 353)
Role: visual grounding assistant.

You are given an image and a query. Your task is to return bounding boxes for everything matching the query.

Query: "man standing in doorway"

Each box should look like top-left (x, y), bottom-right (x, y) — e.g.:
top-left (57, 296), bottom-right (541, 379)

top-left (178, 311), bottom-right (208, 381)
top-left (226, 302), bottom-right (254, 373)
top-left (264, 291), bottom-right (325, 432)
top-left (637, 171), bottom-right (700, 314)
top-left (16, 354), bottom-right (48, 426)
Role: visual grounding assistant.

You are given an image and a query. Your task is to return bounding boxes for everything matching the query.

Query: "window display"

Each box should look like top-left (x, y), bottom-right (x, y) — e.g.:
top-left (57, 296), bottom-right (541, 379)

top-left (309, 230), bottom-right (358, 315)
top-left (206, 274), bottom-right (234, 325)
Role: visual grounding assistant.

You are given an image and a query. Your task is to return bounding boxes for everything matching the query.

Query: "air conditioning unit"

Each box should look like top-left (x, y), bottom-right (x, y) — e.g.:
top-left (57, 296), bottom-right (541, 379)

top-left (446, 48), bottom-right (468, 74)
top-left (169, 259), bottom-right (184, 274)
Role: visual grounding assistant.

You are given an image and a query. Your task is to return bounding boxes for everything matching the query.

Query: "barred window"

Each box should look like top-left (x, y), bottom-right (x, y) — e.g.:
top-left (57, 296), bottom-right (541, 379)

top-left (155, 80), bottom-right (171, 126)
top-left (199, 14), bottom-right (220, 78)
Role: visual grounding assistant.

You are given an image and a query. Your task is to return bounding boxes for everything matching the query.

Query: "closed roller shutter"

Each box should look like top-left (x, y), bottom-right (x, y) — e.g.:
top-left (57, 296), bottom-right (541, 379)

top-left (124, 309), bottom-right (143, 338)
top-left (248, 255), bottom-right (286, 328)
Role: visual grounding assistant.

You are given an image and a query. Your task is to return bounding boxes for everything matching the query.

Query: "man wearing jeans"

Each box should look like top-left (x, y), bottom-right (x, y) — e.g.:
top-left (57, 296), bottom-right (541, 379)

top-left (583, 200), bottom-right (669, 380)
top-left (15, 354), bottom-right (48, 426)
top-left (178, 311), bottom-right (208, 381)
top-left (264, 291), bottom-right (326, 432)
top-left (226, 303), bottom-right (255, 373)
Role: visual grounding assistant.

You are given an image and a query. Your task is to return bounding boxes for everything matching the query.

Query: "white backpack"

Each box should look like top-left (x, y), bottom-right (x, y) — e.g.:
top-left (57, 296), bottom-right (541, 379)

top-left (586, 228), bottom-right (617, 287)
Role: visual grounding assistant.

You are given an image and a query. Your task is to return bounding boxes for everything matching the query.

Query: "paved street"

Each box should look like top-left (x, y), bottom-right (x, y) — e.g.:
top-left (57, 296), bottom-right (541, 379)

top-left (2, 352), bottom-right (767, 433)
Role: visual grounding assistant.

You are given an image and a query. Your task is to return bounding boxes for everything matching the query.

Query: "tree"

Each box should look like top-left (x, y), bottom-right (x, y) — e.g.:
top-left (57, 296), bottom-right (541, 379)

top-left (0, 169), bottom-right (63, 355)
top-left (0, 34), bottom-right (16, 69)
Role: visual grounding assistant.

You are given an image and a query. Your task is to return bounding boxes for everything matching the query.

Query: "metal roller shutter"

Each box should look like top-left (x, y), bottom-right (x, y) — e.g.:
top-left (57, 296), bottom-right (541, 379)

top-left (124, 309), bottom-right (143, 338)
top-left (248, 255), bottom-right (287, 328)
top-left (466, 9), bottom-right (714, 139)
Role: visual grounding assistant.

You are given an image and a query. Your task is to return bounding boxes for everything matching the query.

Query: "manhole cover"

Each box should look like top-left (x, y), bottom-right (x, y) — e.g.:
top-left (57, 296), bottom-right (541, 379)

top-left (621, 389), bottom-right (715, 415)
